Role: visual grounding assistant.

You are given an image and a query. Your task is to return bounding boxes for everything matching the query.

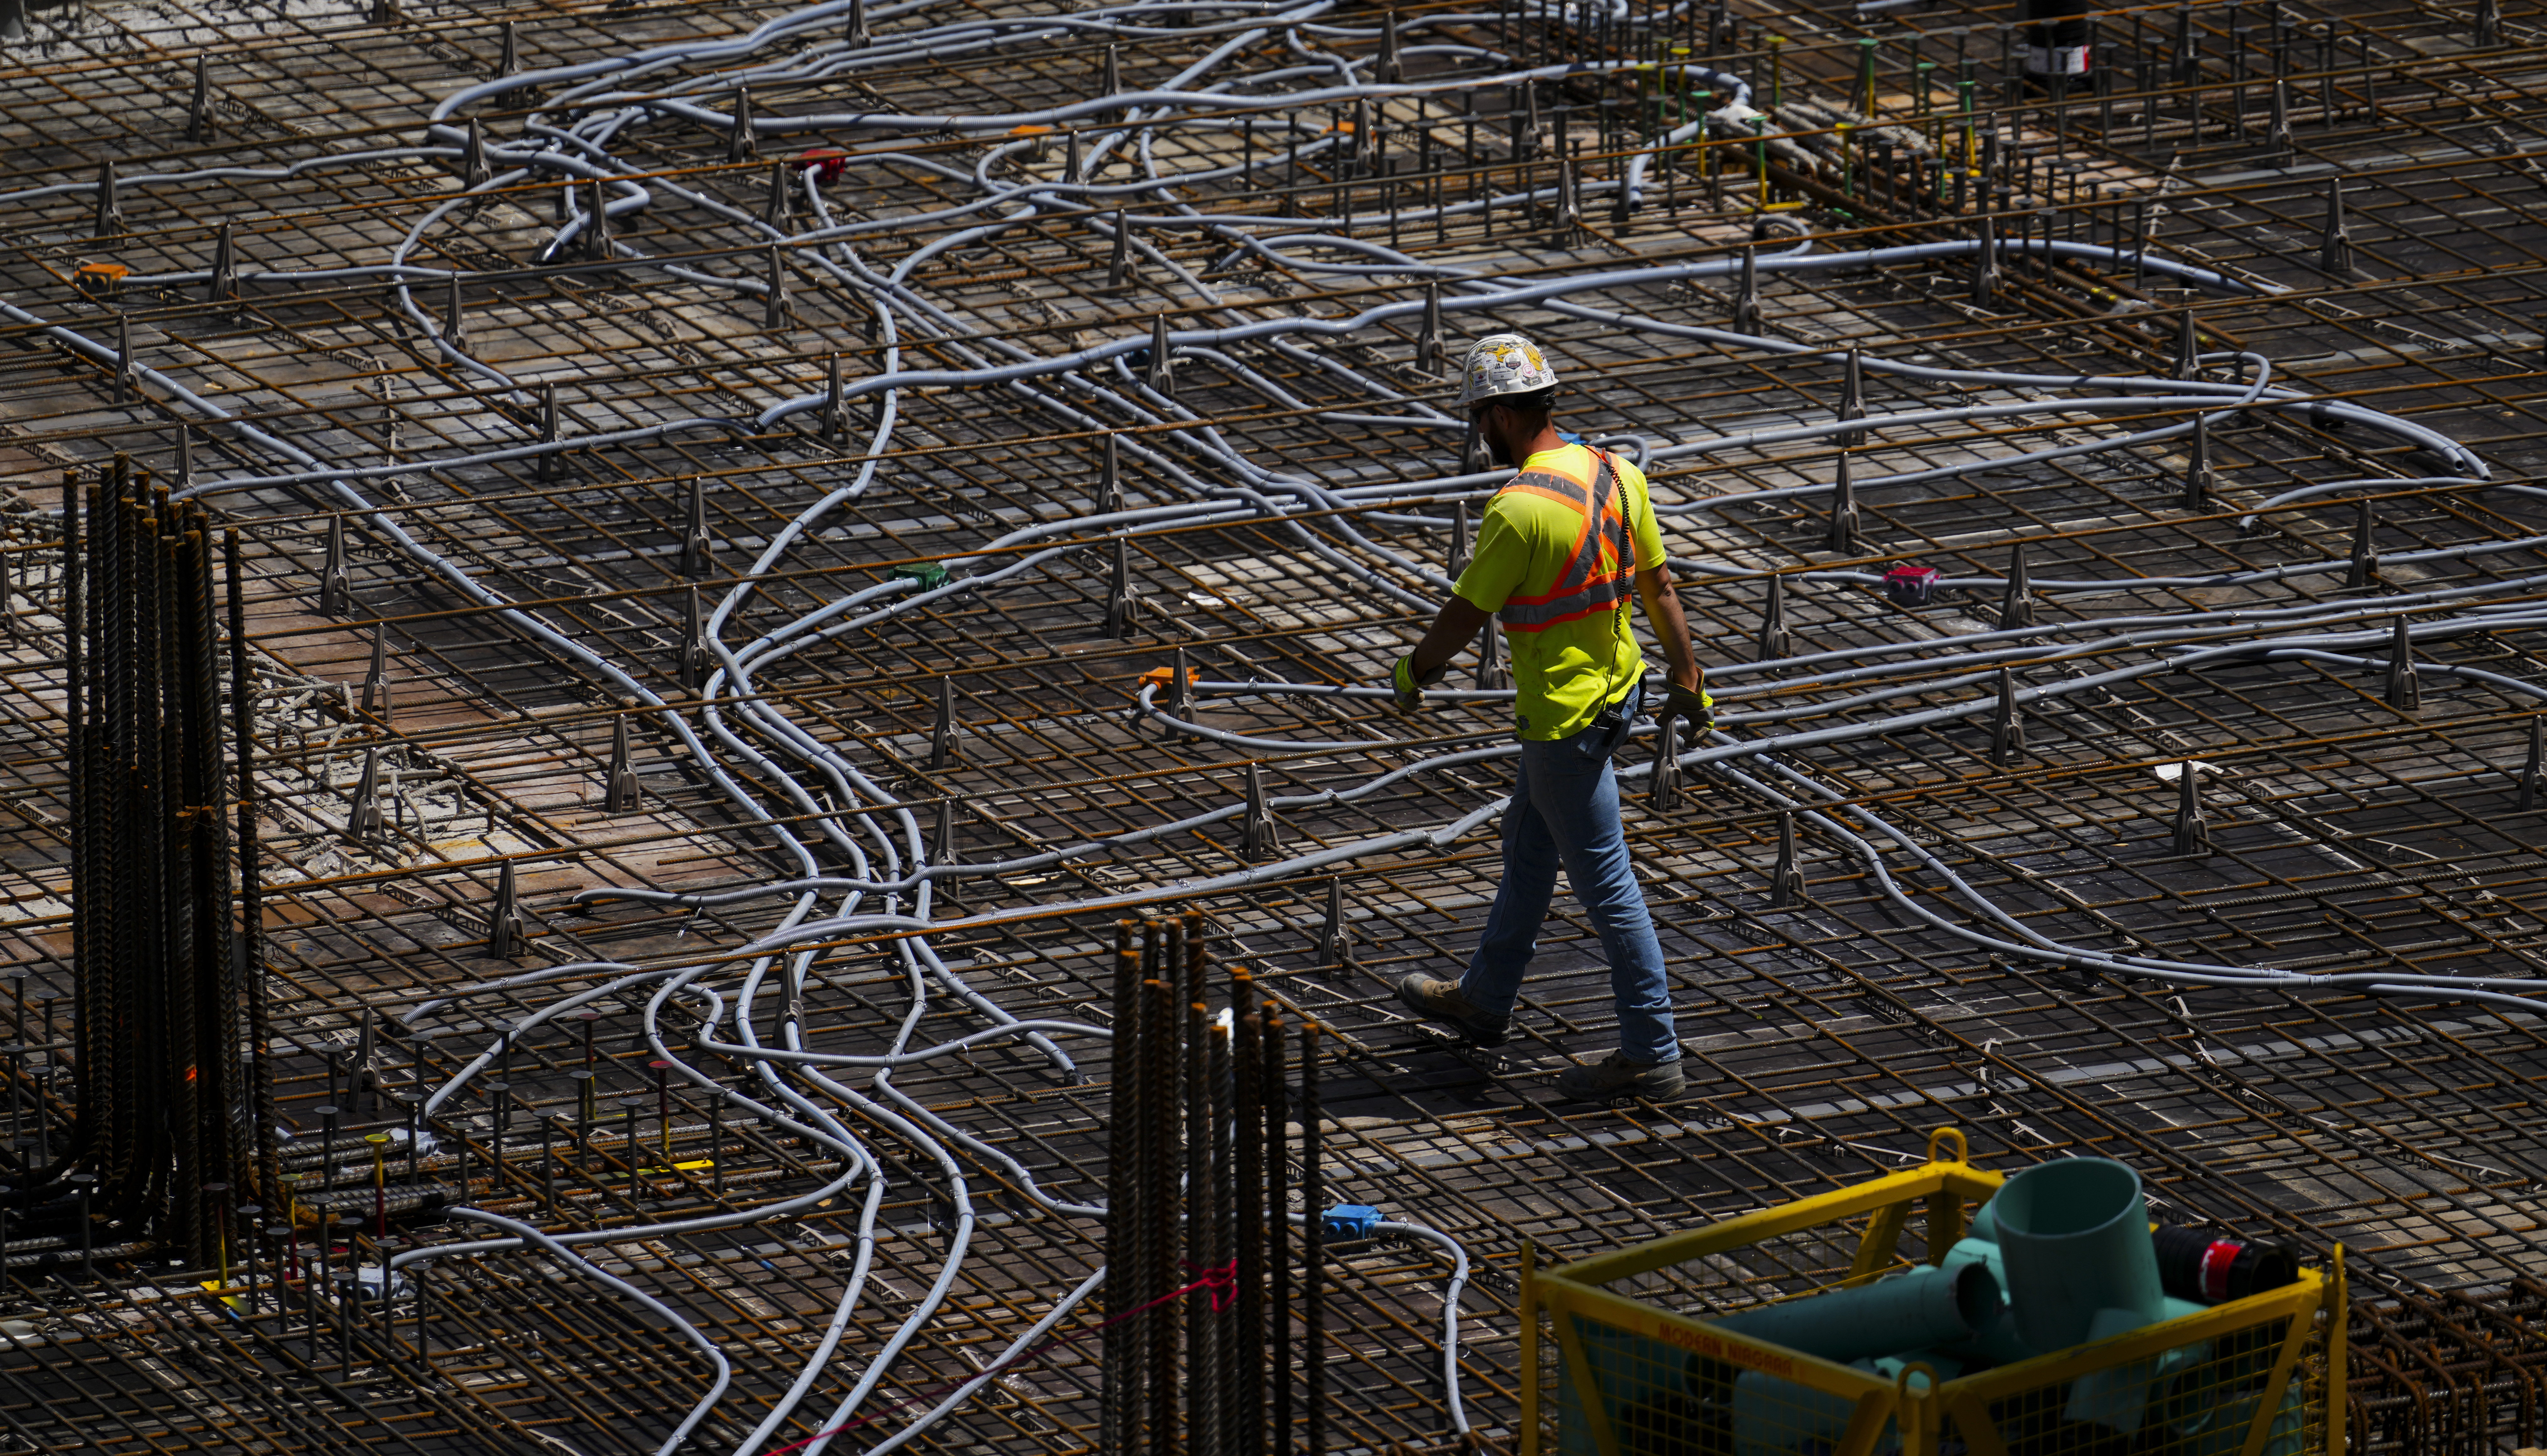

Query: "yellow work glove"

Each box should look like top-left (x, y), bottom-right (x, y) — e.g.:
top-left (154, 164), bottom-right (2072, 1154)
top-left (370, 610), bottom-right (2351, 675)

top-left (1659, 679), bottom-right (1715, 738)
top-left (1391, 654), bottom-right (1446, 712)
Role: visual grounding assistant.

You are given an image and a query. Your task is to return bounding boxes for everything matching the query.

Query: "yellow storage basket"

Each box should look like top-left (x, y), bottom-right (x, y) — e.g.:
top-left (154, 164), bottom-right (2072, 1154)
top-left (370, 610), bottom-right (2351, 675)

top-left (1522, 1128), bottom-right (2344, 1456)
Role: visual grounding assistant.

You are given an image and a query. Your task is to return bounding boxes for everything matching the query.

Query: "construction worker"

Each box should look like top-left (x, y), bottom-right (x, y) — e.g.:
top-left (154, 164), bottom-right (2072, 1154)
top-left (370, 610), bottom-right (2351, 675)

top-left (1389, 334), bottom-right (1710, 1102)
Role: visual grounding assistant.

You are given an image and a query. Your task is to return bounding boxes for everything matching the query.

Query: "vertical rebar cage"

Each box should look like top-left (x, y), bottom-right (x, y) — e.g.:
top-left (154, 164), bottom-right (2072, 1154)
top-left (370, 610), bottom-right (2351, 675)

top-left (1523, 1129), bottom-right (2343, 1456)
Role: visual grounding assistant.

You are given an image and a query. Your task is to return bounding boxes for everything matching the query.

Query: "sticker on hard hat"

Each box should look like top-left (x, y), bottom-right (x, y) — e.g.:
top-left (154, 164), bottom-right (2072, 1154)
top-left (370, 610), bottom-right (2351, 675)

top-left (1461, 334), bottom-right (1559, 403)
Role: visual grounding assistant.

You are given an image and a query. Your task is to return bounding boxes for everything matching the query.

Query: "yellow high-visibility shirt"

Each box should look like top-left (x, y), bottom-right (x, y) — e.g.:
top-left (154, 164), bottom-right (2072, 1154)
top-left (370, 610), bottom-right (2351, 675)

top-left (1450, 443), bottom-right (1666, 741)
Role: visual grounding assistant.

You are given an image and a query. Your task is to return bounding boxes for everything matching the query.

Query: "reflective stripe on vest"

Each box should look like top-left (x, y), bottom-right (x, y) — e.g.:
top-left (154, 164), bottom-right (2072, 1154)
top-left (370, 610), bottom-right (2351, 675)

top-left (1495, 450), bottom-right (1632, 633)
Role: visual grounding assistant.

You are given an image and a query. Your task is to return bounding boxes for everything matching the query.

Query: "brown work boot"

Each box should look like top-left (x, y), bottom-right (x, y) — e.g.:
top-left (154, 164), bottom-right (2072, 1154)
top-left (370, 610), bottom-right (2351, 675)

top-left (1554, 1050), bottom-right (1687, 1102)
top-left (1395, 973), bottom-right (1509, 1047)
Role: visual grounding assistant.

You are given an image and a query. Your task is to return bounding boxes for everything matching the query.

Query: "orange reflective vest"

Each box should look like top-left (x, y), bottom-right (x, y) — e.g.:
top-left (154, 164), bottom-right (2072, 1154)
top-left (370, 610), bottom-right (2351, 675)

top-left (1493, 448), bottom-right (1633, 634)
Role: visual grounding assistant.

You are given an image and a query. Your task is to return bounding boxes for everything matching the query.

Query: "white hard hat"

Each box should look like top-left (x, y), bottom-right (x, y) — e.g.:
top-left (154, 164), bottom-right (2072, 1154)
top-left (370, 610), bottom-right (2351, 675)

top-left (1456, 333), bottom-right (1559, 408)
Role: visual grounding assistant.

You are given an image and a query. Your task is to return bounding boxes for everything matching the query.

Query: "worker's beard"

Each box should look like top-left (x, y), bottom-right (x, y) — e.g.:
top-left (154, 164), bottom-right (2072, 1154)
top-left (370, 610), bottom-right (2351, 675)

top-left (1486, 427), bottom-right (1516, 468)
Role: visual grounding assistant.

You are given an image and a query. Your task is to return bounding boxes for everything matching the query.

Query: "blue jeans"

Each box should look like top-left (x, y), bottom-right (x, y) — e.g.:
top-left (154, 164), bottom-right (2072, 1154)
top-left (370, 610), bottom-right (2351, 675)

top-left (1457, 690), bottom-right (1682, 1063)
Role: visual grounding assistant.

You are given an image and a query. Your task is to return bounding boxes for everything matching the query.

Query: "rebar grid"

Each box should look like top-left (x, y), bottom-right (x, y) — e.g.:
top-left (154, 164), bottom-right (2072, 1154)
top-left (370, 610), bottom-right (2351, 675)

top-left (0, 0), bottom-right (2537, 1450)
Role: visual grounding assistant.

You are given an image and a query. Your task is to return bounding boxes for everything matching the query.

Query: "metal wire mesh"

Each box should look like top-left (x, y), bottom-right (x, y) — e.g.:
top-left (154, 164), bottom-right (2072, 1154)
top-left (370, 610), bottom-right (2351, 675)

top-left (0, 0), bottom-right (2541, 1449)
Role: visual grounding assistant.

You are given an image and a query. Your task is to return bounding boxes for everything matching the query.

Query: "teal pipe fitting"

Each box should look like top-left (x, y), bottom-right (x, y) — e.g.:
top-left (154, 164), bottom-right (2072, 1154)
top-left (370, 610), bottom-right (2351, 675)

top-left (2067, 1306), bottom-right (2210, 1432)
top-left (1966, 1196), bottom-right (2003, 1242)
top-left (1712, 1259), bottom-right (2002, 1364)
top-left (1989, 1157), bottom-right (2166, 1351)
top-left (1944, 1225), bottom-right (2215, 1430)
top-left (1947, 1236), bottom-right (2210, 1360)
top-left (1941, 1234), bottom-right (2004, 1286)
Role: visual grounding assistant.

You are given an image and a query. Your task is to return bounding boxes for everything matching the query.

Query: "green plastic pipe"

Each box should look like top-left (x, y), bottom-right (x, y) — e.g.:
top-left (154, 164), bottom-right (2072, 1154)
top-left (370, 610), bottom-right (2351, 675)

top-left (1989, 1157), bottom-right (2167, 1351)
top-left (1712, 1259), bottom-right (2001, 1364)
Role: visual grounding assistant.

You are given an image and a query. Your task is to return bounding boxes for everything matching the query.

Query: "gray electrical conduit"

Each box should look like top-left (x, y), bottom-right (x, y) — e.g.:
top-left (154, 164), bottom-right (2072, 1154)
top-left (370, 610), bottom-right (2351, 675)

top-left (1064, 654), bottom-right (2547, 1016)
top-left (765, 140), bottom-right (1460, 622)
top-left (1802, 513), bottom-right (2547, 597)
top-left (1698, 559), bottom-right (2547, 682)
top-left (318, 656), bottom-right (888, 1455)
top-left (724, 951), bottom-right (902, 1452)
top-left (643, 606), bottom-right (1075, 1449)
top-left (1708, 577), bottom-right (2547, 699)
top-left (408, 973), bottom-right (875, 1219)
top-left (794, 253), bottom-right (2473, 507)
top-left (2237, 477), bottom-right (2547, 532)
top-left (391, 1208), bottom-right (734, 1456)
top-left (1090, 605), bottom-right (2547, 874)
top-left (39, 8), bottom-right (2506, 1446)
top-left (665, 783), bottom-right (936, 1455)
top-left (1386, 1219), bottom-right (1474, 1438)
top-left (0, 301), bottom-right (853, 936)
top-left (1229, 229), bottom-right (2486, 483)
top-left (599, 817), bottom-right (954, 1455)
top-left (93, 0), bottom-right (2443, 513)
top-left (143, 243), bottom-right (2444, 512)
top-left (65, 88), bottom-right (2486, 1334)
top-left (367, 57), bottom-right (1487, 1395)
top-left (0, 24), bottom-right (1522, 1456)
top-left (526, 938), bottom-right (901, 1456)
top-left (571, 741), bottom-right (1526, 906)
top-left (667, 254), bottom-right (1439, 877)
top-left (1718, 741), bottom-right (2547, 1006)
top-left (523, 5), bottom-right (1326, 132)
top-left (426, 0), bottom-right (1267, 126)
top-left (710, 676), bottom-right (1080, 1074)
top-left (647, 611), bottom-right (2537, 1003)
top-left (598, 295), bottom-right (1457, 855)
top-left (522, 629), bottom-right (2547, 1252)
top-left (1662, 633), bottom-right (2547, 1000)
top-left (360, 109), bottom-right (1005, 964)
top-left (580, 789), bottom-right (1511, 960)
top-left (486, 263), bottom-right (2516, 921)
top-left (709, 986), bottom-right (1461, 1440)
top-left (714, 947), bottom-right (1457, 1443)
top-left (1187, 235), bottom-right (2304, 511)
top-left (139, 249), bottom-right (2313, 537)
top-left (1631, 614), bottom-right (2547, 777)
top-left (1110, 590), bottom-right (2547, 748)
top-left (7, 260), bottom-right (871, 1061)
top-left (500, 0), bottom-right (1326, 123)
top-left (1697, 595), bottom-right (2547, 729)
top-left (848, 1265), bottom-right (1108, 1455)
top-left (787, 90), bottom-right (1485, 613)
top-left (458, 31), bottom-right (2506, 1446)
top-left (1106, 573), bottom-right (2547, 743)
top-left (881, 226), bottom-right (2439, 618)
top-left (545, 60), bottom-right (1705, 142)
top-left (771, 961), bottom-right (982, 1455)
top-left (1799, 474), bottom-right (2489, 588)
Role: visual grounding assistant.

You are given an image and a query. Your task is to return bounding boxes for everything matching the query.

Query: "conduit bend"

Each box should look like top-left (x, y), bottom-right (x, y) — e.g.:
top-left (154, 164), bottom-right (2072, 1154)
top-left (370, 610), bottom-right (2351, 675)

top-left (34, 2), bottom-right (2541, 1449)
